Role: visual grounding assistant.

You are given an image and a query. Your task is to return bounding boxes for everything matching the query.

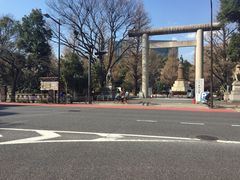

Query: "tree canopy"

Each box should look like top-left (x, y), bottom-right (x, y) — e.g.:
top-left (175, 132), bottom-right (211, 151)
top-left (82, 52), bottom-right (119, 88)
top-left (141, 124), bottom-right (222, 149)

top-left (218, 0), bottom-right (240, 63)
top-left (17, 9), bottom-right (54, 91)
top-left (0, 16), bottom-right (25, 101)
top-left (218, 0), bottom-right (240, 28)
top-left (46, 0), bottom-right (146, 89)
top-left (61, 50), bottom-right (86, 95)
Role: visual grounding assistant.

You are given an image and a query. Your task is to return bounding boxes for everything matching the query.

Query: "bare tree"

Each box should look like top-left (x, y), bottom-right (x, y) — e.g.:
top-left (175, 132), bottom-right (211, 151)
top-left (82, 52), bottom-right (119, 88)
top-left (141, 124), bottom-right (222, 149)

top-left (160, 48), bottom-right (179, 88)
top-left (47, 0), bottom-right (140, 88)
top-left (204, 25), bottom-right (236, 91)
top-left (101, 0), bottom-right (136, 73)
top-left (126, 2), bottom-right (150, 95)
top-left (47, 0), bottom-right (100, 57)
top-left (148, 50), bottom-right (165, 93)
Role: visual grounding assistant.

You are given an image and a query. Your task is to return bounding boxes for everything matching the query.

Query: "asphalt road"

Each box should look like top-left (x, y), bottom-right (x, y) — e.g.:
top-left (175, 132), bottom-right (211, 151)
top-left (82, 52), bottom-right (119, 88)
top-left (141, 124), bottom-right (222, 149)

top-left (0, 105), bottom-right (240, 180)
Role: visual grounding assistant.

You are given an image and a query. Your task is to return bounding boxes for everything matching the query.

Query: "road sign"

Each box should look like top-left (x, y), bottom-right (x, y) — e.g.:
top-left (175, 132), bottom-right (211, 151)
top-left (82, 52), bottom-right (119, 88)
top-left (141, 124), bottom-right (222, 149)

top-left (195, 78), bottom-right (204, 103)
top-left (40, 81), bottom-right (59, 91)
top-left (200, 91), bottom-right (209, 103)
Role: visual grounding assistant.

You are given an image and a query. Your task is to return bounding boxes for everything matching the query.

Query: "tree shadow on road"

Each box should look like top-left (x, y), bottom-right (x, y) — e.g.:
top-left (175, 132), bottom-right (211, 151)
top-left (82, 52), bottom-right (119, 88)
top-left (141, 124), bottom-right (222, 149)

top-left (0, 105), bottom-right (22, 128)
top-left (0, 105), bottom-right (19, 117)
top-left (0, 122), bottom-right (24, 128)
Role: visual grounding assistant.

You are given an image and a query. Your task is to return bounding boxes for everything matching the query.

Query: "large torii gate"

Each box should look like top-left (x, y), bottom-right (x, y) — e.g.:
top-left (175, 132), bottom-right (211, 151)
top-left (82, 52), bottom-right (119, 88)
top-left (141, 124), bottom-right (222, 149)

top-left (128, 23), bottom-right (221, 101)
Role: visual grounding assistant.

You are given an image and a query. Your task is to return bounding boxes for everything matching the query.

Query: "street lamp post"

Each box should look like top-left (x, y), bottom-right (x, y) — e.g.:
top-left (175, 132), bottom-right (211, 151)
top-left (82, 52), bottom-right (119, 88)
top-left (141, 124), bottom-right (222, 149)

top-left (210, 0), bottom-right (214, 108)
top-left (44, 14), bottom-right (61, 104)
top-left (88, 52), bottom-right (92, 104)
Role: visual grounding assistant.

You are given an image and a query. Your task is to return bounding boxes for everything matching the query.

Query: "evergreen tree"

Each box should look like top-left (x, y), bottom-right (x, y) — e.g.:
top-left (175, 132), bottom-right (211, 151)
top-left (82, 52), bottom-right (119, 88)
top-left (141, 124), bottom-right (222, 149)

top-left (62, 51), bottom-right (87, 96)
top-left (218, 0), bottom-right (240, 63)
top-left (0, 16), bottom-right (25, 101)
top-left (17, 9), bottom-right (53, 91)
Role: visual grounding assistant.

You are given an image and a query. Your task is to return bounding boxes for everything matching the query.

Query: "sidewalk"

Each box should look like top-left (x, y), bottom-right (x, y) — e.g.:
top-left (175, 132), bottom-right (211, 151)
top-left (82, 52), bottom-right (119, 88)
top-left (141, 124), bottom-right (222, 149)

top-left (213, 101), bottom-right (240, 112)
top-left (0, 98), bottom-right (239, 113)
top-left (95, 98), bottom-right (207, 109)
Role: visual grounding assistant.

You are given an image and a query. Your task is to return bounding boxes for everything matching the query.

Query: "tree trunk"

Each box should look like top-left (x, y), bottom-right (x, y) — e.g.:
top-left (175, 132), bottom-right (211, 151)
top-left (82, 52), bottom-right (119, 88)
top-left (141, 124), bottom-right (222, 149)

top-left (133, 75), bottom-right (138, 96)
top-left (10, 67), bottom-right (20, 102)
top-left (99, 56), bottom-right (105, 88)
top-left (10, 80), bottom-right (16, 102)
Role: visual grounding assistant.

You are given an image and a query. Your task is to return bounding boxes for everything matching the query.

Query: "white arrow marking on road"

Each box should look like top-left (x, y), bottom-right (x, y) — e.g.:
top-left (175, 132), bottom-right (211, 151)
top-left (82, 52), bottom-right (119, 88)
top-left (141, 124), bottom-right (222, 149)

top-left (1, 128), bottom-right (240, 145)
top-left (0, 128), bottom-right (200, 145)
top-left (0, 129), bottom-right (61, 145)
top-left (95, 133), bottom-right (124, 141)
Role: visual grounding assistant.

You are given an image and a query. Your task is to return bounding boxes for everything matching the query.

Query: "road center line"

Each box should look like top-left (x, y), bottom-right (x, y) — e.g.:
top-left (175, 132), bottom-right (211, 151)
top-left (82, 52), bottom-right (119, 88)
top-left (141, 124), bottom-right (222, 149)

top-left (232, 124), bottom-right (240, 127)
top-left (136, 120), bottom-right (158, 123)
top-left (180, 122), bottom-right (205, 126)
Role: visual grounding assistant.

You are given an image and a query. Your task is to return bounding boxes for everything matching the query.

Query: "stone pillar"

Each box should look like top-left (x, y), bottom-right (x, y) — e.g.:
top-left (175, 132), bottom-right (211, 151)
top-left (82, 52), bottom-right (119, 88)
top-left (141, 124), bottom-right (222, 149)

top-left (195, 29), bottom-right (203, 80)
top-left (142, 33), bottom-right (149, 98)
top-left (195, 29), bottom-right (204, 103)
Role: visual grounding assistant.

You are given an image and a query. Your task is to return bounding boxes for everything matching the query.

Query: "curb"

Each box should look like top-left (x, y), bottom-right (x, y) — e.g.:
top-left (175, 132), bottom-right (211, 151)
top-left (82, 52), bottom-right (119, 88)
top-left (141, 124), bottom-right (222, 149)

top-left (0, 102), bottom-right (237, 113)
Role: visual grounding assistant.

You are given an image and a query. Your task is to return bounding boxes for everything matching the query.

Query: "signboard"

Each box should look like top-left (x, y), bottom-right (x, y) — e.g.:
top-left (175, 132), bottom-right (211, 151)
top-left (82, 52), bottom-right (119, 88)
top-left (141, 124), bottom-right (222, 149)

top-left (148, 87), bottom-right (152, 97)
top-left (195, 78), bottom-right (204, 103)
top-left (40, 81), bottom-right (58, 91)
top-left (200, 91), bottom-right (209, 103)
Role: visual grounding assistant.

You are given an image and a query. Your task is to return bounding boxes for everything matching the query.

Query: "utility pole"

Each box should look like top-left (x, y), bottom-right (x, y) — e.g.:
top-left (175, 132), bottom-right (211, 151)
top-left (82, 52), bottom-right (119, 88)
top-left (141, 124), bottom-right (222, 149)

top-left (210, 0), bottom-right (214, 108)
top-left (44, 14), bottom-right (61, 104)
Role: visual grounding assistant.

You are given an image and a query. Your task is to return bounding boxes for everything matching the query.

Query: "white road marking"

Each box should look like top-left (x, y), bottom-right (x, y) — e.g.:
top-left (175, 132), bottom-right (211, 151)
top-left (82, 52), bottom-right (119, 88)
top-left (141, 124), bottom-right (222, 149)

top-left (217, 140), bottom-right (240, 144)
top-left (3, 139), bottom-right (194, 144)
top-left (136, 120), bottom-right (158, 123)
top-left (95, 133), bottom-right (124, 141)
top-left (0, 128), bottom-right (199, 145)
top-left (0, 129), bottom-right (61, 145)
top-left (0, 134), bottom-right (2, 138)
top-left (0, 128), bottom-right (240, 145)
top-left (180, 122), bottom-right (205, 126)
top-left (232, 124), bottom-right (240, 127)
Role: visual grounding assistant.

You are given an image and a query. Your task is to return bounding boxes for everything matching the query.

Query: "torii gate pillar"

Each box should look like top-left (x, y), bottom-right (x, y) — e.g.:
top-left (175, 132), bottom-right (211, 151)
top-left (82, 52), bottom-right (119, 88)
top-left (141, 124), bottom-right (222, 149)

top-left (142, 33), bottom-right (149, 98)
top-left (195, 29), bottom-right (203, 80)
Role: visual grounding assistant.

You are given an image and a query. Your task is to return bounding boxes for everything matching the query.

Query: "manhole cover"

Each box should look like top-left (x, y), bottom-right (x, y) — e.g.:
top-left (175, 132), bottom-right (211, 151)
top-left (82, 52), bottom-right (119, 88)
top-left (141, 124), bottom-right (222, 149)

top-left (196, 135), bottom-right (218, 141)
top-left (68, 110), bottom-right (81, 112)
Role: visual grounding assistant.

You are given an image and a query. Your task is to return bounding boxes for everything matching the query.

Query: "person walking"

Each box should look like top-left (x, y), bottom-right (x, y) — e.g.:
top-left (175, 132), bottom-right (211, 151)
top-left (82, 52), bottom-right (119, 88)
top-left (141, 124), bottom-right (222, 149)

top-left (120, 88), bottom-right (126, 103)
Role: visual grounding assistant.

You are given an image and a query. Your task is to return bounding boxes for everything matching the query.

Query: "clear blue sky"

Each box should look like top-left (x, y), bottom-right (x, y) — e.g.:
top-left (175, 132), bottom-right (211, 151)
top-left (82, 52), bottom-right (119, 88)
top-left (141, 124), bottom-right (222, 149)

top-left (0, 0), bottom-right (219, 62)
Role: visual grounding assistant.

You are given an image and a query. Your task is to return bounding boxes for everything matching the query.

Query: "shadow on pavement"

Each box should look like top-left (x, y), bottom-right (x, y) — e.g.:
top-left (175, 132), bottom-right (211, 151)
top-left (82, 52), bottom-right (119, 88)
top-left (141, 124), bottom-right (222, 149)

top-left (0, 105), bottom-right (19, 117)
top-left (0, 105), bottom-right (22, 128)
top-left (0, 111), bottom-right (18, 117)
top-left (0, 122), bottom-right (24, 128)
